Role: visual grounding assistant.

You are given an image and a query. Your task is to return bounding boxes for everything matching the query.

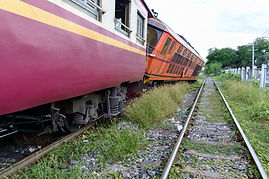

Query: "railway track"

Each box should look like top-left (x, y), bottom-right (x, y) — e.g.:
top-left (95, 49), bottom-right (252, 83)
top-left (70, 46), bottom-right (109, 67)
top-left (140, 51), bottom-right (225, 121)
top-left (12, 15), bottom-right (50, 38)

top-left (0, 122), bottom-right (96, 178)
top-left (161, 77), bottom-right (268, 179)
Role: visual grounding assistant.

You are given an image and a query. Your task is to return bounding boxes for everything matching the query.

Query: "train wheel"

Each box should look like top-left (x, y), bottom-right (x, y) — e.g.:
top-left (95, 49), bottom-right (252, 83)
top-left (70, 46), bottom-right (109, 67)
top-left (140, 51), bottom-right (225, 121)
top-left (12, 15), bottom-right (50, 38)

top-left (64, 113), bottom-right (83, 132)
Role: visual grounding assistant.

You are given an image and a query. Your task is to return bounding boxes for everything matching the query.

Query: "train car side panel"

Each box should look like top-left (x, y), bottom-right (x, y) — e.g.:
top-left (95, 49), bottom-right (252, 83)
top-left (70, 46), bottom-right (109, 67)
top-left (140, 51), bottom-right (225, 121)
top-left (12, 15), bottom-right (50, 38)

top-left (0, 0), bottom-right (147, 115)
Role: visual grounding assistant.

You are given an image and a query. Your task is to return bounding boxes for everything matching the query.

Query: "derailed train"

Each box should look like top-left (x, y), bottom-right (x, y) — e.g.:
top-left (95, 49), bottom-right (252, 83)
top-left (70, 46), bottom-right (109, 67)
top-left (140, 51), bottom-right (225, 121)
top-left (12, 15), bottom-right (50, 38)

top-left (0, 0), bottom-right (204, 134)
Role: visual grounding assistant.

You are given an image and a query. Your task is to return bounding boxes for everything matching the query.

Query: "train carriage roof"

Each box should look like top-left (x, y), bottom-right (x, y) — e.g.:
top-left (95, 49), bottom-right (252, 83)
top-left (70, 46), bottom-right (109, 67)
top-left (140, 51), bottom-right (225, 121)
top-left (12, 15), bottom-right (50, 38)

top-left (148, 17), bottom-right (204, 62)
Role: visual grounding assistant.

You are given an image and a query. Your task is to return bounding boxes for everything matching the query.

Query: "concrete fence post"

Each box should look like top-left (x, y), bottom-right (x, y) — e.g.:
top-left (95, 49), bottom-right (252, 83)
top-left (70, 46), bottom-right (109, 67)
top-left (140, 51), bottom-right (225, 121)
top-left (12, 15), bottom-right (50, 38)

top-left (246, 66), bottom-right (250, 81)
top-left (253, 66), bottom-right (257, 79)
top-left (260, 64), bottom-right (266, 88)
top-left (241, 67), bottom-right (246, 81)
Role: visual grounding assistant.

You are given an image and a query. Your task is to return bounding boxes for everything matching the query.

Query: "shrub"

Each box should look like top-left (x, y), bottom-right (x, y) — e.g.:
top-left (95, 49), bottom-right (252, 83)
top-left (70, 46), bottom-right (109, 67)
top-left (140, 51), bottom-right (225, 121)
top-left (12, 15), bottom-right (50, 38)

top-left (215, 73), bottom-right (240, 82)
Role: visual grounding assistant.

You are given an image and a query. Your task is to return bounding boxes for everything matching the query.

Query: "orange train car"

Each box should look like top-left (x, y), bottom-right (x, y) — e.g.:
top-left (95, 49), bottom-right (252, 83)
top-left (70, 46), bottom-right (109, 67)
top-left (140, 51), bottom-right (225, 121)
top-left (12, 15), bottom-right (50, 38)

top-left (144, 17), bottom-right (204, 83)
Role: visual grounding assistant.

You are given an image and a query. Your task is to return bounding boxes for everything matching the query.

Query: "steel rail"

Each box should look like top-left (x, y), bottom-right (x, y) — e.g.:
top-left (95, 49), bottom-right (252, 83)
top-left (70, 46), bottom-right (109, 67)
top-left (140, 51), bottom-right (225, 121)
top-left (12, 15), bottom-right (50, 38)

top-left (214, 81), bottom-right (268, 179)
top-left (0, 130), bottom-right (18, 139)
top-left (160, 79), bottom-right (206, 179)
top-left (0, 123), bottom-right (95, 178)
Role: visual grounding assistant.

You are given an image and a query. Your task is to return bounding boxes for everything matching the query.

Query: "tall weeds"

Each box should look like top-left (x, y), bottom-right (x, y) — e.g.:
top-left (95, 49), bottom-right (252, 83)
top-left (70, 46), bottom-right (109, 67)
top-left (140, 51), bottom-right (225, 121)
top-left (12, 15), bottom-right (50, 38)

top-left (219, 79), bottom-right (269, 174)
top-left (222, 80), bottom-right (269, 120)
top-left (124, 83), bottom-right (189, 129)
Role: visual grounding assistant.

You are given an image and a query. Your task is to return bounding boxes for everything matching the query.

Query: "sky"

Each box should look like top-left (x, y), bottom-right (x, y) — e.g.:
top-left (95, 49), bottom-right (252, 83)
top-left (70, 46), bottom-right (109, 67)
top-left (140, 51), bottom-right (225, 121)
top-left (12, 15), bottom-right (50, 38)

top-left (145, 0), bottom-right (269, 62)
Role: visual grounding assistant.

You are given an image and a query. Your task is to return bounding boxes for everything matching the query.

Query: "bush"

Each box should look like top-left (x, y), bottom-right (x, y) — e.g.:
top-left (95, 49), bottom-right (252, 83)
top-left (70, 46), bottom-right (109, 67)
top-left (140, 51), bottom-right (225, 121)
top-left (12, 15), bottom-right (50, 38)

top-left (215, 73), bottom-right (241, 82)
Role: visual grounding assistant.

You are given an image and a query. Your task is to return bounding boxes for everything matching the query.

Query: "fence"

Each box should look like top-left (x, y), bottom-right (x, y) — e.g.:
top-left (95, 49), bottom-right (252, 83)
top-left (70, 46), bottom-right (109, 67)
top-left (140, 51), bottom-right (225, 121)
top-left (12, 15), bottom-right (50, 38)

top-left (224, 64), bottom-right (269, 88)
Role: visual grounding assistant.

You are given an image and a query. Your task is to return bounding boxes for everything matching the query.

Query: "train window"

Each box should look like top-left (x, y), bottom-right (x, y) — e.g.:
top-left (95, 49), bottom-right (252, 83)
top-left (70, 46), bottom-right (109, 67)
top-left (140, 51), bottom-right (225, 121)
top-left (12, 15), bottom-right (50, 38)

top-left (176, 57), bottom-right (180, 64)
top-left (167, 41), bottom-right (175, 54)
top-left (180, 57), bottom-right (184, 65)
top-left (183, 49), bottom-right (187, 56)
top-left (161, 38), bottom-right (171, 55)
top-left (176, 54), bottom-right (180, 63)
top-left (115, 0), bottom-right (131, 37)
top-left (179, 56), bottom-right (184, 64)
top-left (147, 26), bottom-right (163, 54)
top-left (191, 56), bottom-right (194, 61)
top-left (136, 12), bottom-right (145, 45)
top-left (184, 58), bottom-right (189, 66)
top-left (187, 52), bottom-right (191, 58)
top-left (171, 54), bottom-right (177, 62)
top-left (70, 0), bottom-right (102, 20)
top-left (178, 45), bottom-right (183, 54)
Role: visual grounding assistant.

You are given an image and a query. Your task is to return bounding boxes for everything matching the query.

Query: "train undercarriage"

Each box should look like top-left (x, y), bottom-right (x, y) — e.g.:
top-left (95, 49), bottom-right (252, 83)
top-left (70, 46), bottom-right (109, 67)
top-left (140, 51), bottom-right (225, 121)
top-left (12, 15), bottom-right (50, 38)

top-left (0, 85), bottom-right (129, 135)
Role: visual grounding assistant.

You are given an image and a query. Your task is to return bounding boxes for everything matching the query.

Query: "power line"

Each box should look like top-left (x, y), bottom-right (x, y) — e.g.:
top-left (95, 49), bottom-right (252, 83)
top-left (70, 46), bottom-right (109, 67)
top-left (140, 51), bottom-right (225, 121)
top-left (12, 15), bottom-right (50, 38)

top-left (261, 29), bottom-right (269, 37)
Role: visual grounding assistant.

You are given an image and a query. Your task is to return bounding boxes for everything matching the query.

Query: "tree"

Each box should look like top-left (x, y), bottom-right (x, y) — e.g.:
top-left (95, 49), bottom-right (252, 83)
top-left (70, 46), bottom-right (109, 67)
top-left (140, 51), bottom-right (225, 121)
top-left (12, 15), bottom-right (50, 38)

top-left (237, 45), bottom-right (251, 67)
top-left (206, 48), bottom-right (238, 68)
top-left (204, 62), bottom-right (222, 76)
top-left (254, 38), bottom-right (269, 67)
top-left (206, 38), bottom-right (269, 69)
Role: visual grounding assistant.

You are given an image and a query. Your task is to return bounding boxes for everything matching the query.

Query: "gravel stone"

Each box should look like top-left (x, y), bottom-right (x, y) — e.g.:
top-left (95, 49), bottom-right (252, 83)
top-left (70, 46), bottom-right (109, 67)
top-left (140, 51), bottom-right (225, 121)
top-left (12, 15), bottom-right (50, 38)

top-left (176, 77), bottom-right (250, 178)
top-left (74, 87), bottom-right (199, 178)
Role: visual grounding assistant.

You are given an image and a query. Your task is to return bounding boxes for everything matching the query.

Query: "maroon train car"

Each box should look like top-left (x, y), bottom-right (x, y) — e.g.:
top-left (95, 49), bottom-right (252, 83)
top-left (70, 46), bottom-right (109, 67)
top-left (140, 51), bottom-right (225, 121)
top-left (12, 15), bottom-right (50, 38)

top-left (0, 0), bottom-right (152, 133)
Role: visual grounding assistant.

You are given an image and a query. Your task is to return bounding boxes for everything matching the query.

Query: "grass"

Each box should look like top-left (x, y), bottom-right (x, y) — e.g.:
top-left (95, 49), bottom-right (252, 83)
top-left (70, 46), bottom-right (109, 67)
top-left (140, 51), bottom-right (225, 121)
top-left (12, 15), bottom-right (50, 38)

top-left (86, 121), bottom-right (148, 162)
top-left (182, 139), bottom-right (245, 156)
top-left (170, 76), bottom-right (260, 178)
top-left (124, 82), bottom-right (189, 129)
top-left (12, 121), bottom-right (147, 178)
top-left (197, 88), bottom-right (231, 123)
top-left (215, 77), bottom-right (269, 175)
top-left (12, 81), bottom-right (198, 178)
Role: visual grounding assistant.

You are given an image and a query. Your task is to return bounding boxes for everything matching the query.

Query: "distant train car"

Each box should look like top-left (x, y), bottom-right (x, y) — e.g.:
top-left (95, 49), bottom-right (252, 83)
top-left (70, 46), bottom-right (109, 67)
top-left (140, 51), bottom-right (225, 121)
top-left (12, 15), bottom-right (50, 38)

top-left (144, 18), bottom-right (204, 83)
top-left (0, 0), bottom-right (152, 133)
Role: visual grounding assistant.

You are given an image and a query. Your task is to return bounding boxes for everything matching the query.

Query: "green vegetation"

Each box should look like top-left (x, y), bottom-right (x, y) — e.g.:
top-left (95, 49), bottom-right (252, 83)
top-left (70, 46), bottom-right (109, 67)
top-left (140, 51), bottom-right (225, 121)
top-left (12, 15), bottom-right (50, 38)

top-left (198, 87), bottom-right (231, 123)
top-left (13, 81), bottom-right (199, 178)
top-left (198, 71), bottom-right (206, 81)
top-left (13, 121), bottom-right (147, 178)
top-left (206, 37), bottom-right (269, 69)
top-left (215, 78), bottom-right (269, 174)
top-left (181, 140), bottom-right (245, 156)
top-left (214, 73), bottom-right (241, 82)
top-left (207, 48), bottom-right (238, 68)
top-left (124, 83), bottom-right (189, 129)
top-left (205, 38), bottom-right (269, 75)
top-left (204, 62), bottom-right (222, 76)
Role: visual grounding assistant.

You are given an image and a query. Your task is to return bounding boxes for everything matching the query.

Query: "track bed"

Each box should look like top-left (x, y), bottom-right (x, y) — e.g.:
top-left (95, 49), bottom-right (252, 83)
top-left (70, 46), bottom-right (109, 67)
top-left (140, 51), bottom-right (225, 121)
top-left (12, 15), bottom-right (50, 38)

top-left (163, 77), bottom-right (267, 179)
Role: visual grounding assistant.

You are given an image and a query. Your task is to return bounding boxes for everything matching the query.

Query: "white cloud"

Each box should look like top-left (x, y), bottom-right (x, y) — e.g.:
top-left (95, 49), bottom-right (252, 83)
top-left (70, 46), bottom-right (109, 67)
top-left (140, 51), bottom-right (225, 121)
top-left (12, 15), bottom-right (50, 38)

top-left (145, 0), bottom-right (269, 61)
